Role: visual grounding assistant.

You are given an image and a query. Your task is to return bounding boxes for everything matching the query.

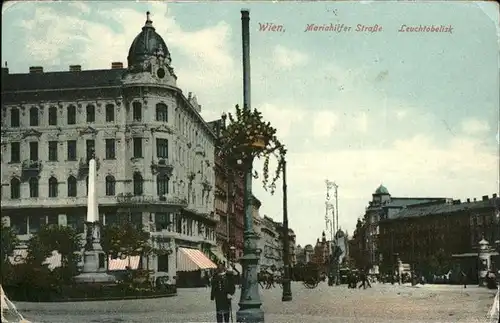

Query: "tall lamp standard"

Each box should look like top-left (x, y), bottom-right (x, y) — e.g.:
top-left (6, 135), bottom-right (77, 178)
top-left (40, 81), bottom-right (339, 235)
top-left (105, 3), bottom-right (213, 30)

top-left (281, 155), bottom-right (292, 301)
top-left (219, 10), bottom-right (286, 322)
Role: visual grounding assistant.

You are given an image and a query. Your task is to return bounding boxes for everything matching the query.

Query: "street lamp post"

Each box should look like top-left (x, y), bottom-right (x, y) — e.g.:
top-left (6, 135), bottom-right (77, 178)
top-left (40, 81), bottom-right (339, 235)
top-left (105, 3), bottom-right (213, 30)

top-left (236, 9), bottom-right (264, 323)
top-left (281, 156), bottom-right (292, 301)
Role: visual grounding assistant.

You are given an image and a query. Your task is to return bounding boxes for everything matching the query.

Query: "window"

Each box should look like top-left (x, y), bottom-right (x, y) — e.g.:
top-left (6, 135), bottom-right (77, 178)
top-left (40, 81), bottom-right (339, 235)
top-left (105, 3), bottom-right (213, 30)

top-left (86, 104), bottom-right (95, 123)
top-left (156, 103), bottom-right (168, 122)
top-left (10, 178), bottom-right (20, 199)
top-left (86, 140), bottom-right (95, 161)
top-left (29, 107), bottom-right (39, 126)
top-left (10, 142), bottom-right (20, 163)
top-left (86, 176), bottom-right (89, 196)
top-left (155, 213), bottom-right (171, 231)
top-left (132, 102), bottom-right (142, 121)
top-left (10, 108), bottom-right (20, 127)
top-left (133, 138), bottom-right (143, 158)
top-left (48, 141), bottom-right (58, 161)
top-left (176, 215), bottom-right (182, 233)
top-left (48, 106), bottom-right (58, 125)
top-left (133, 172), bottom-right (143, 196)
top-left (47, 215), bottom-right (58, 226)
top-left (67, 214), bottom-right (85, 233)
top-left (130, 212), bottom-right (142, 229)
top-left (156, 138), bottom-right (168, 158)
top-left (67, 176), bottom-right (77, 197)
top-left (157, 174), bottom-right (169, 196)
top-left (29, 142), bottom-right (38, 160)
top-left (29, 215), bottom-right (45, 234)
top-left (105, 175), bottom-right (115, 196)
top-left (67, 105), bottom-right (76, 125)
top-left (105, 104), bottom-right (115, 122)
top-left (11, 214), bottom-right (27, 235)
top-left (29, 177), bottom-right (39, 198)
top-left (105, 139), bottom-right (116, 159)
top-left (48, 177), bottom-right (58, 198)
top-left (67, 140), bottom-right (77, 161)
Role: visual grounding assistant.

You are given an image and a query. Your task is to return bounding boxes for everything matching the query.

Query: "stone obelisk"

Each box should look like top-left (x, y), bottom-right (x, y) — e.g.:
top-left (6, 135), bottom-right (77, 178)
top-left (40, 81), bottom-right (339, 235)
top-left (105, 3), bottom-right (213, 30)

top-left (74, 153), bottom-right (115, 283)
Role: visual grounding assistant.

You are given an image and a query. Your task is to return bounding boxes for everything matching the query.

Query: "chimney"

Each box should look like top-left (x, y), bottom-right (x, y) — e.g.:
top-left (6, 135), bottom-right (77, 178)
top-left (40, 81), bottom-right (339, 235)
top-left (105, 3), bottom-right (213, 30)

top-left (467, 198), bottom-right (470, 203)
top-left (482, 195), bottom-right (488, 201)
top-left (111, 62), bottom-right (123, 69)
top-left (493, 193), bottom-right (497, 198)
top-left (29, 66), bottom-right (44, 73)
top-left (69, 65), bottom-right (81, 72)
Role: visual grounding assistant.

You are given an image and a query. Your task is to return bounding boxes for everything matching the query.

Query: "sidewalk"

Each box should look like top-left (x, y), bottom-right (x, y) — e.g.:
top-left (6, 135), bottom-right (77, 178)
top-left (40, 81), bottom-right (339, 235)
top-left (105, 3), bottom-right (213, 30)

top-left (487, 288), bottom-right (499, 323)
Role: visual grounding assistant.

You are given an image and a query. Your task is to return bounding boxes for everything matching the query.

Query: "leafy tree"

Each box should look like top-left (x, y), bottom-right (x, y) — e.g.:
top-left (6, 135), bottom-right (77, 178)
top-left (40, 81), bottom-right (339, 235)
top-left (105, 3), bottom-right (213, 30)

top-left (101, 221), bottom-right (150, 268)
top-left (1, 220), bottom-right (19, 267)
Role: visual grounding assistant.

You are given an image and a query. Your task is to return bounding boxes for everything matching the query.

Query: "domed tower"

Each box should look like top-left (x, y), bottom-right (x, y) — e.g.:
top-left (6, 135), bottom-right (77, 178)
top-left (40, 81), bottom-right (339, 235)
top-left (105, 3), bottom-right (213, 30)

top-left (123, 11), bottom-right (177, 87)
top-left (372, 184), bottom-right (391, 205)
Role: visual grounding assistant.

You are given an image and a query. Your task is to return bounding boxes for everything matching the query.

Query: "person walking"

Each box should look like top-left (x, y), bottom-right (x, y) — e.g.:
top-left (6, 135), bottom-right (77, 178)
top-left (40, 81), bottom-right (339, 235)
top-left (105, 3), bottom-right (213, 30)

top-left (211, 263), bottom-right (236, 323)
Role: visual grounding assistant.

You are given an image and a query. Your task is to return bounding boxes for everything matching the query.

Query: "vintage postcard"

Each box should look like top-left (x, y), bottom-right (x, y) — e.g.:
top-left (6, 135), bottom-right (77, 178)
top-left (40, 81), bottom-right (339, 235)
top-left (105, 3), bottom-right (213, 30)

top-left (1, 1), bottom-right (499, 322)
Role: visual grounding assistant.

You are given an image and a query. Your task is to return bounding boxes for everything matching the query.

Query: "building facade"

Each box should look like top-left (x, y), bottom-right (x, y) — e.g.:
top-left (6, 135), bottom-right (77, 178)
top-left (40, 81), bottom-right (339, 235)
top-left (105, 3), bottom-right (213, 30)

top-left (260, 215), bottom-right (282, 271)
top-left (1, 13), bottom-right (219, 279)
top-left (363, 185), bottom-right (447, 273)
top-left (377, 194), bottom-right (500, 282)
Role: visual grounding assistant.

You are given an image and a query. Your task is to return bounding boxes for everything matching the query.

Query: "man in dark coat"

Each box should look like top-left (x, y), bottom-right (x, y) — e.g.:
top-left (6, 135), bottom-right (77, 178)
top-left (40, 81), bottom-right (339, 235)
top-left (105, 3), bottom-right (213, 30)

top-left (211, 263), bottom-right (236, 323)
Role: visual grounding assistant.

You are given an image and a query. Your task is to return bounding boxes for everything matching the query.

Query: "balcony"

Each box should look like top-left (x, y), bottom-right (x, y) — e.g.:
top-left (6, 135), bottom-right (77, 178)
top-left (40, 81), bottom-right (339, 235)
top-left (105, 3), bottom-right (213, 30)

top-left (116, 194), bottom-right (188, 207)
top-left (21, 160), bottom-right (42, 180)
top-left (151, 158), bottom-right (174, 176)
top-left (78, 157), bottom-right (100, 179)
top-left (0, 196), bottom-right (119, 209)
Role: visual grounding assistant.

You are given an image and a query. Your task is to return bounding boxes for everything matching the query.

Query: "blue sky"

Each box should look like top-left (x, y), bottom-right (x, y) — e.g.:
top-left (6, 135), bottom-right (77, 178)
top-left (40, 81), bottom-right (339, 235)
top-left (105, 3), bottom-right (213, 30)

top-left (2, 1), bottom-right (499, 246)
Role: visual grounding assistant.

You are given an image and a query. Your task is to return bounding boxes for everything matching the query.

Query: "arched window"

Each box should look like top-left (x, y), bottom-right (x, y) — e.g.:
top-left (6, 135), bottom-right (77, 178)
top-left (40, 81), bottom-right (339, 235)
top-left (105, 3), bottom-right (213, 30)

top-left (67, 105), bottom-right (76, 125)
top-left (156, 103), bottom-right (168, 122)
top-left (48, 177), bottom-right (58, 198)
top-left (29, 177), bottom-right (39, 198)
top-left (105, 175), bottom-right (116, 196)
top-left (48, 106), bottom-right (58, 125)
top-left (157, 174), bottom-right (169, 196)
top-left (29, 107), bottom-right (39, 126)
top-left (133, 172), bottom-right (143, 196)
top-left (67, 176), bottom-right (77, 197)
top-left (10, 178), bottom-right (20, 199)
top-left (86, 104), bottom-right (95, 123)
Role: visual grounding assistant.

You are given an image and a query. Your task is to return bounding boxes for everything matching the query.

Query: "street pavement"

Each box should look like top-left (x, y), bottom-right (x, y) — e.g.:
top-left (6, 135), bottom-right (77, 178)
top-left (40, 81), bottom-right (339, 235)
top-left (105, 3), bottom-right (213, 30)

top-left (13, 282), bottom-right (497, 323)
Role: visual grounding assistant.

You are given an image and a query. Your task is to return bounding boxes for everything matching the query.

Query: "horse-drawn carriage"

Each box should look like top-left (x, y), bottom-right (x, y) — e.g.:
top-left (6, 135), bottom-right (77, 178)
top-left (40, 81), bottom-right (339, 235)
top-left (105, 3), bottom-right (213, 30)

top-left (302, 262), bottom-right (321, 289)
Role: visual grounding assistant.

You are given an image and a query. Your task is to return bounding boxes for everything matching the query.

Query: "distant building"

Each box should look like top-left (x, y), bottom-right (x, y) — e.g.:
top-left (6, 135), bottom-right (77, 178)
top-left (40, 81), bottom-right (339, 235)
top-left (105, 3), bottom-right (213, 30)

top-left (334, 229), bottom-right (349, 264)
top-left (363, 185), bottom-right (448, 273)
top-left (260, 215), bottom-right (282, 271)
top-left (378, 194), bottom-right (499, 283)
top-left (311, 231), bottom-right (330, 272)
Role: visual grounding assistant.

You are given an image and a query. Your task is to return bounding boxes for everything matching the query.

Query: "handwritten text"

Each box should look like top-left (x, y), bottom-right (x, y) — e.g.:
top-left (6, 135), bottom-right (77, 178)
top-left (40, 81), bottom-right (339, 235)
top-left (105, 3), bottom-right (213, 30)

top-left (398, 24), bottom-right (453, 34)
top-left (259, 23), bottom-right (285, 32)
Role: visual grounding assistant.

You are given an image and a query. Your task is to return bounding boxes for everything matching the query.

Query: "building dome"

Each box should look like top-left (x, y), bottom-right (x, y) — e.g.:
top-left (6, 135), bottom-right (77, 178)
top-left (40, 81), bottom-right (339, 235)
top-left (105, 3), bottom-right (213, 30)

top-left (127, 12), bottom-right (171, 70)
top-left (374, 184), bottom-right (389, 195)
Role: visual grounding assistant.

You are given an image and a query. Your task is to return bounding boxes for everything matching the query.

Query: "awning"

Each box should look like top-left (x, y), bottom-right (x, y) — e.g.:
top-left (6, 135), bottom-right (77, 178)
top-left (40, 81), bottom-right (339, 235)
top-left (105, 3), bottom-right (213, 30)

top-left (8, 249), bottom-right (28, 265)
top-left (8, 249), bottom-right (62, 270)
top-left (177, 247), bottom-right (217, 272)
top-left (108, 256), bottom-right (141, 271)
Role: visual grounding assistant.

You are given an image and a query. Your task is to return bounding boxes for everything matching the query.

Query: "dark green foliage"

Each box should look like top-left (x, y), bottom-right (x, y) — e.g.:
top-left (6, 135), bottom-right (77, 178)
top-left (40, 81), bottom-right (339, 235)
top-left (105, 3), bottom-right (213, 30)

top-left (101, 221), bottom-right (150, 261)
top-left (1, 221), bottom-right (19, 280)
top-left (221, 104), bottom-right (286, 194)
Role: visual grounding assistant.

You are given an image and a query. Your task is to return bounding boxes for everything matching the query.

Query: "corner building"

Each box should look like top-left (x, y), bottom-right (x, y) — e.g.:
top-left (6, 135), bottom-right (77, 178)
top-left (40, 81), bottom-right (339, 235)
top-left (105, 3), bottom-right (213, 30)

top-left (1, 13), bottom-right (218, 282)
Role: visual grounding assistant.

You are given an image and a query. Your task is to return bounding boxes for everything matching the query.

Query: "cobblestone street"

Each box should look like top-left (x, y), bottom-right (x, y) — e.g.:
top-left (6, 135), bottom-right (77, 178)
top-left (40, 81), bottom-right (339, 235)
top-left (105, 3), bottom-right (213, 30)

top-left (14, 283), bottom-right (497, 323)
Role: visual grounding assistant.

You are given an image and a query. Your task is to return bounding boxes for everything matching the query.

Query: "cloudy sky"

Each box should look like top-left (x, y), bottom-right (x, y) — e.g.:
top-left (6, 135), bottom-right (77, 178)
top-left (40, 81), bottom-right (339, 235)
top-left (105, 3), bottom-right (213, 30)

top-left (2, 1), bottom-right (498, 246)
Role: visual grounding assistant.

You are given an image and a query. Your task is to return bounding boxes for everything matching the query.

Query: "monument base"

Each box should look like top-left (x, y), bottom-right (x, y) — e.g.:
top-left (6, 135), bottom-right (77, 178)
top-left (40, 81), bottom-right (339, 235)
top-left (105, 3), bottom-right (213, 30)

top-left (74, 272), bottom-right (116, 284)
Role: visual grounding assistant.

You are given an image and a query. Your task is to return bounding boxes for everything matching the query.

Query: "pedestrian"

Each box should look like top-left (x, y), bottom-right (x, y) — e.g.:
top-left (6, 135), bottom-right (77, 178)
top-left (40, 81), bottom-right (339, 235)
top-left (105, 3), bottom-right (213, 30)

top-left (460, 270), bottom-right (467, 289)
top-left (211, 262), bottom-right (236, 323)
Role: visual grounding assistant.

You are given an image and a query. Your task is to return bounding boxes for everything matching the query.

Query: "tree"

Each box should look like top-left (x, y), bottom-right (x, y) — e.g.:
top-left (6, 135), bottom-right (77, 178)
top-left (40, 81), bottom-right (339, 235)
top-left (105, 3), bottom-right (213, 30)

top-left (101, 221), bottom-right (150, 268)
top-left (1, 220), bottom-right (19, 267)
top-left (26, 225), bottom-right (83, 284)
top-left (220, 104), bottom-right (286, 194)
